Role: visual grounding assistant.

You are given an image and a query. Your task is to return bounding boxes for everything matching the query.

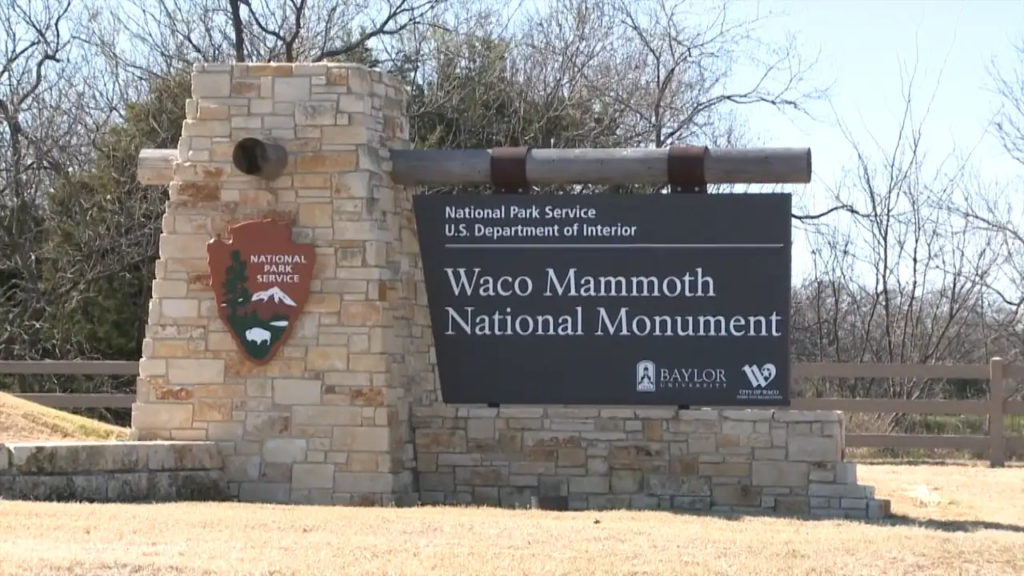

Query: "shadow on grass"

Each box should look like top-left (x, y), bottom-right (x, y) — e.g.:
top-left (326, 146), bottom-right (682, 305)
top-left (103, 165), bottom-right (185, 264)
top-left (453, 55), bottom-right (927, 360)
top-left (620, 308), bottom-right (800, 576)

top-left (662, 509), bottom-right (1024, 534)
top-left (878, 514), bottom-right (1024, 533)
top-left (6, 496), bottom-right (1023, 536)
top-left (850, 458), bottom-right (1024, 468)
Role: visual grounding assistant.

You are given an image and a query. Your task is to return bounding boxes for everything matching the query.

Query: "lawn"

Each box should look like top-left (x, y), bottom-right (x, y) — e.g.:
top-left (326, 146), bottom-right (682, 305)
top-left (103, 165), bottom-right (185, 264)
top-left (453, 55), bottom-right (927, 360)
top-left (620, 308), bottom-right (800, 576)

top-left (0, 463), bottom-right (1021, 576)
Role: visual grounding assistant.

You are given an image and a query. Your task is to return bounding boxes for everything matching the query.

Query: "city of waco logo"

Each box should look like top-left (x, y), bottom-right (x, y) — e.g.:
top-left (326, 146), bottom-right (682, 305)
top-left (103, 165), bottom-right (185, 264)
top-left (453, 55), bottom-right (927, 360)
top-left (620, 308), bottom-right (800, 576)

top-left (207, 219), bottom-right (315, 365)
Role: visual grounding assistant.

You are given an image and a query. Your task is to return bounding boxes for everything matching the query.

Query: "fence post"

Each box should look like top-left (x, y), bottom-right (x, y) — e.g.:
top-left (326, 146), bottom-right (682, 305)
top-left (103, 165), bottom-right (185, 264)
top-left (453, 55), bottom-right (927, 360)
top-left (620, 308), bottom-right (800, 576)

top-left (988, 357), bottom-right (1007, 467)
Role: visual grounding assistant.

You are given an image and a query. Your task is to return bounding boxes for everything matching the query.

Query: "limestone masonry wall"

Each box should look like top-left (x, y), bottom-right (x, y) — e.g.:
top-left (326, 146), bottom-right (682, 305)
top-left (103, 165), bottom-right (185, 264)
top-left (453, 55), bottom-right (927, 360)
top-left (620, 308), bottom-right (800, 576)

top-left (0, 441), bottom-right (229, 502)
top-left (130, 61), bottom-right (890, 517)
top-left (131, 62), bottom-right (425, 505)
top-left (412, 407), bottom-right (890, 519)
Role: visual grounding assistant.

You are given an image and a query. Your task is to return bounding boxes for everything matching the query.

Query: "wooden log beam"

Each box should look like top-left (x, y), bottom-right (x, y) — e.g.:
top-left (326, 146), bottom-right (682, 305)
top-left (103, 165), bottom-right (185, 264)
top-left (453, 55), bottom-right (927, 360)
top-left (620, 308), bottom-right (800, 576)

top-left (389, 147), bottom-right (812, 186)
top-left (137, 146), bottom-right (812, 187)
top-left (137, 148), bottom-right (178, 186)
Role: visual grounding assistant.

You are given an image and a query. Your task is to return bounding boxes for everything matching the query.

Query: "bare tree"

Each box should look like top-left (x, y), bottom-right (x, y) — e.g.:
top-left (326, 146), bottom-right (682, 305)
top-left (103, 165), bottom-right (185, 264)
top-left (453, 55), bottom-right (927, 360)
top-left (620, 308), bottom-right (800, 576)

top-left (793, 61), bottom-right (1012, 433)
top-left (954, 37), bottom-right (1024, 320)
top-left (0, 0), bottom-right (177, 366)
top-left (396, 0), bottom-right (823, 197)
top-left (992, 37), bottom-right (1024, 168)
top-left (86, 0), bottom-right (445, 80)
top-left (566, 0), bottom-right (820, 149)
top-left (0, 0), bottom-right (77, 358)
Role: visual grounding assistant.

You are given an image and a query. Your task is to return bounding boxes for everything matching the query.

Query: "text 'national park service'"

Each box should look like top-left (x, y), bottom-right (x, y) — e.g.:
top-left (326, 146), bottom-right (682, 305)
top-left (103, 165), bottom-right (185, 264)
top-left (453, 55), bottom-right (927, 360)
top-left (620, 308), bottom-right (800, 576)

top-left (444, 203), bottom-right (638, 239)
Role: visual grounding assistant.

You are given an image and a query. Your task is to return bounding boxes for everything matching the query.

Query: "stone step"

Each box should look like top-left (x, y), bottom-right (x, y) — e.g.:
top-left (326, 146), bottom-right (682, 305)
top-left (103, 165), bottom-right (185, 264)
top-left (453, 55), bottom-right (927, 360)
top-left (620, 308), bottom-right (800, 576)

top-left (868, 498), bottom-right (892, 519)
top-left (808, 482), bottom-right (872, 499)
top-left (0, 441), bottom-right (229, 503)
top-left (0, 441), bottom-right (222, 475)
top-left (0, 470), bottom-right (230, 502)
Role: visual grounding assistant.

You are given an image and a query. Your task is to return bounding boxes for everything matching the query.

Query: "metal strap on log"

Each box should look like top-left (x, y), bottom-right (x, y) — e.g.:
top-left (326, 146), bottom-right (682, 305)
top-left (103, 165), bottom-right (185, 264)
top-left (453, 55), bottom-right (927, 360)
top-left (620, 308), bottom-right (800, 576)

top-left (667, 145), bottom-right (708, 194)
top-left (490, 146), bottom-right (530, 193)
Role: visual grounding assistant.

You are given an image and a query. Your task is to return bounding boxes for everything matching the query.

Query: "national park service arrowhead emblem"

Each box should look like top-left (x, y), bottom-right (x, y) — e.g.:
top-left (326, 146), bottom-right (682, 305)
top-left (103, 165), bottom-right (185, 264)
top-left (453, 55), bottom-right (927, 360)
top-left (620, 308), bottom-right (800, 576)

top-left (207, 219), bottom-right (315, 365)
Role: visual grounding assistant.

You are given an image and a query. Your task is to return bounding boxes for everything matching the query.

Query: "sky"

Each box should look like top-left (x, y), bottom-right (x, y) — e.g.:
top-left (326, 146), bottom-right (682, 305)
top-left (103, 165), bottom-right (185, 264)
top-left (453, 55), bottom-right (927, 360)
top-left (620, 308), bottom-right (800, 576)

top-left (722, 0), bottom-right (1024, 280)
top-left (114, 0), bottom-right (1024, 285)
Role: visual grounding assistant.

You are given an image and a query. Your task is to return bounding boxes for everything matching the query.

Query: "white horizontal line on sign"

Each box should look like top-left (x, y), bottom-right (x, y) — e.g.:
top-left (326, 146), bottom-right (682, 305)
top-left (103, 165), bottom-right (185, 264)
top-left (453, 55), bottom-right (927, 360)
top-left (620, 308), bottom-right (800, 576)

top-left (443, 243), bottom-right (786, 249)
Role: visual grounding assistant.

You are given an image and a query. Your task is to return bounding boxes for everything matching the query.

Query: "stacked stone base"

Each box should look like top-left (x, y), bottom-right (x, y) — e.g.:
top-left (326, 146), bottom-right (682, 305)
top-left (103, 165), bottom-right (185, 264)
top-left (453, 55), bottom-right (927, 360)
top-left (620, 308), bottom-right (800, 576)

top-left (412, 407), bottom-right (891, 519)
top-left (0, 441), bottom-right (230, 502)
top-left (0, 413), bottom-right (891, 519)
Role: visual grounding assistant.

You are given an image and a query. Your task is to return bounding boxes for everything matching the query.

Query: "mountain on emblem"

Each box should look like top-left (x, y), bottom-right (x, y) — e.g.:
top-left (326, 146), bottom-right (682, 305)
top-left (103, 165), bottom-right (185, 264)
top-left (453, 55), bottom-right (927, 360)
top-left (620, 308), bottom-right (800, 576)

top-left (252, 286), bottom-right (297, 306)
top-left (207, 219), bottom-right (315, 365)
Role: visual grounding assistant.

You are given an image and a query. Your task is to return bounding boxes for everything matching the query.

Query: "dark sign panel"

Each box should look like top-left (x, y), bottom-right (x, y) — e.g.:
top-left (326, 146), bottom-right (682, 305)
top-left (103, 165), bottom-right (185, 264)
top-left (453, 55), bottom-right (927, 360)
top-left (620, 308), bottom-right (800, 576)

top-left (412, 193), bottom-right (792, 406)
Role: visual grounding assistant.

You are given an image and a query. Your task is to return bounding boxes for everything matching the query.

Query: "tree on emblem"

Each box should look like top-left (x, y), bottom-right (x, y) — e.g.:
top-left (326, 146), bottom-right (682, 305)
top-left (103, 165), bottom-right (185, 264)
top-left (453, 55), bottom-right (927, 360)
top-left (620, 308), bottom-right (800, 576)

top-left (222, 250), bottom-right (251, 318)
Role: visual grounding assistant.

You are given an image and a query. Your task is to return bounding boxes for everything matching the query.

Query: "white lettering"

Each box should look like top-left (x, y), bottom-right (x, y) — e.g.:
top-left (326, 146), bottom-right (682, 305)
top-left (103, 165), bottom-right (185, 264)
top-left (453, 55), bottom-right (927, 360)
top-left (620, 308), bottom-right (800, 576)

top-left (662, 277), bottom-right (682, 297)
top-left (444, 306), bottom-right (583, 336)
top-left (446, 205), bottom-right (505, 219)
top-left (544, 205), bottom-right (597, 219)
top-left (543, 268), bottom-right (715, 297)
top-left (249, 254), bottom-right (307, 264)
top-left (444, 268), bottom-right (533, 297)
top-left (594, 307), bottom-right (784, 337)
top-left (697, 315), bottom-right (726, 336)
top-left (444, 267), bottom-right (478, 296)
top-left (596, 306), bottom-right (630, 335)
top-left (256, 274), bottom-right (300, 283)
top-left (656, 368), bottom-right (728, 388)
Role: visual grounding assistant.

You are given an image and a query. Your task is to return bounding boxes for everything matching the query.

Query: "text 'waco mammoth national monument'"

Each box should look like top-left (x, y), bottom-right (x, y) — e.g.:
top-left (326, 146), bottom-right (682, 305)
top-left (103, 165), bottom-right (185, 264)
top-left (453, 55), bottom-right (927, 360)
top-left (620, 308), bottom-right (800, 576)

top-left (132, 61), bottom-right (890, 518)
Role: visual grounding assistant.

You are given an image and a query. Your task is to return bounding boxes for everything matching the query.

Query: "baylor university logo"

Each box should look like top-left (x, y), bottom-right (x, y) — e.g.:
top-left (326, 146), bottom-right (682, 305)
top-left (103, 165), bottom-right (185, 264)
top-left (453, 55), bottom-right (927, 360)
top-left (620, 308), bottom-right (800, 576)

top-left (636, 360), bottom-right (656, 392)
top-left (207, 219), bottom-right (315, 365)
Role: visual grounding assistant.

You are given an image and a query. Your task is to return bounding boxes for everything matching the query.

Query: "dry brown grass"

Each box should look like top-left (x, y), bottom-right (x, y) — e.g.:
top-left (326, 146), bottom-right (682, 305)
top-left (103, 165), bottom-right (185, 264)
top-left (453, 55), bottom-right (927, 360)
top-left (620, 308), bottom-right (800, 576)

top-left (858, 461), bottom-right (1024, 526)
top-left (0, 464), bottom-right (1021, 575)
top-left (0, 392), bottom-right (129, 443)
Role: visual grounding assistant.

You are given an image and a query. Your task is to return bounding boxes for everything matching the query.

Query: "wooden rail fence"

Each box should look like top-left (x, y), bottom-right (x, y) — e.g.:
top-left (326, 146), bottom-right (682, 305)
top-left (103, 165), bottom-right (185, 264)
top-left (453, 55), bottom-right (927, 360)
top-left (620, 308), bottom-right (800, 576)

top-left (2, 358), bottom-right (1022, 465)
top-left (791, 358), bottom-right (1024, 467)
top-left (0, 361), bottom-right (137, 409)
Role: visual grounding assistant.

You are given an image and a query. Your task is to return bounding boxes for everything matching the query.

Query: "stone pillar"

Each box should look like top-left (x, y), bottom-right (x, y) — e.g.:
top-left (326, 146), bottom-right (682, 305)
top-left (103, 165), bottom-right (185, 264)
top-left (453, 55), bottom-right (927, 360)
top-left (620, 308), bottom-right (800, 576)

top-left (131, 62), bottom-right (429, 505)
